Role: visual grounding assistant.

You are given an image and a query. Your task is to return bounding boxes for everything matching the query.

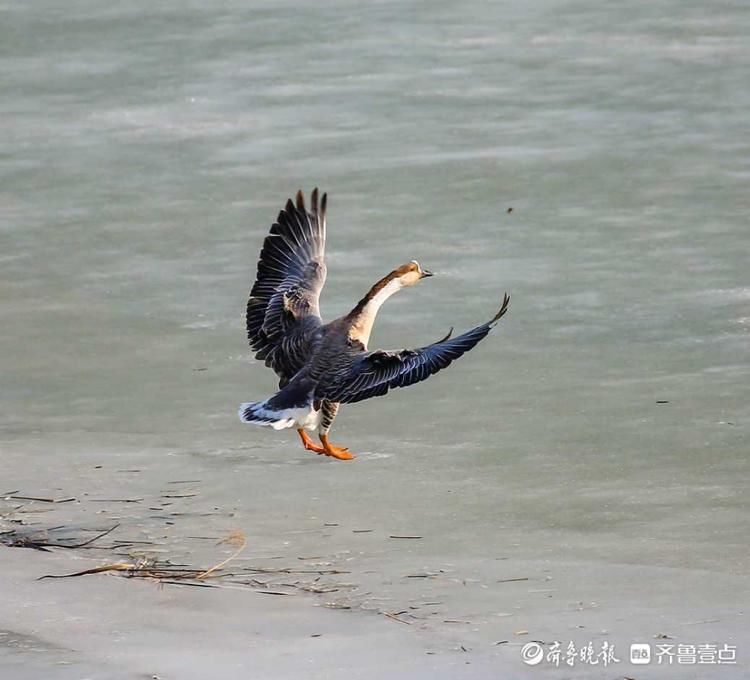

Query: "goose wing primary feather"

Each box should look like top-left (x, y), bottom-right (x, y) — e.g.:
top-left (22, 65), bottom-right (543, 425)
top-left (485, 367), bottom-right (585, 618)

top-left (246, 189), bottom-right (327, 383)
top-left (319, 294), bottom-right (510, 404)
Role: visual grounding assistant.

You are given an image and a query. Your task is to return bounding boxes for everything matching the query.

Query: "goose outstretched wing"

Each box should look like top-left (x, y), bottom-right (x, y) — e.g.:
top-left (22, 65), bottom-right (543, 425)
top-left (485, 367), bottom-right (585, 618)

top-left (246, 189), bottom-right (327, 382)
top-left (319, 294), bottom-right (510, 404)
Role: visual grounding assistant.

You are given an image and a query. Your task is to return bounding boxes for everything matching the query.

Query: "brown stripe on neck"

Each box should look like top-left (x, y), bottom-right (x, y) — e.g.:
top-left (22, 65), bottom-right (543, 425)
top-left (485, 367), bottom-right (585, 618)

top-left (348, 269), bottom-right (401, 318)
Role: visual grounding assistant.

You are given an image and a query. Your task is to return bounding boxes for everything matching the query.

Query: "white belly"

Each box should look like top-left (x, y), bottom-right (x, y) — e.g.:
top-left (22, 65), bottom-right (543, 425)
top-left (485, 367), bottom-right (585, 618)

top-left (295, 407), bottom-right (322, 432)
top-left (239, 401), bottom-right (321, 431)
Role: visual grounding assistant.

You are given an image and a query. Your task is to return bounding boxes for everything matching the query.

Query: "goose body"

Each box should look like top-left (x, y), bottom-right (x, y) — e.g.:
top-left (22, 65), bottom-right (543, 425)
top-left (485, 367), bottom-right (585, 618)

top-left (239, 189), bottom-right (510, 460)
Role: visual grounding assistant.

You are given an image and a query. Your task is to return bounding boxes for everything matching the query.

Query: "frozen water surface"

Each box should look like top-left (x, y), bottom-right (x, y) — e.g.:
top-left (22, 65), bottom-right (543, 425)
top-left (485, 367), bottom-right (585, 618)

top-left (1, 1), bottom-right (747, 677)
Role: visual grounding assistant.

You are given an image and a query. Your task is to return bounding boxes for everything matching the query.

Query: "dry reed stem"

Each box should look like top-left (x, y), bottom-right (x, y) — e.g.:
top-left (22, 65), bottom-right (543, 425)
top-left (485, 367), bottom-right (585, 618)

top-left (196, 531), bottom-right (247, 580)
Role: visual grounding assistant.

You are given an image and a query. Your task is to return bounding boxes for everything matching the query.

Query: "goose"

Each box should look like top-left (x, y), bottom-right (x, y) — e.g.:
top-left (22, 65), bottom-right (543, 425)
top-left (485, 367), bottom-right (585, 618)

top-left (239, 189), bottom-right (510, 460)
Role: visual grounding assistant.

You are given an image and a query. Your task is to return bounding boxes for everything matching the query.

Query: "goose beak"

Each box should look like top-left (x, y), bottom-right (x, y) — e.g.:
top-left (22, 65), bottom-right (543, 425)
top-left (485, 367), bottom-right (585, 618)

top-left (421, 269), bottom-right (433, 278)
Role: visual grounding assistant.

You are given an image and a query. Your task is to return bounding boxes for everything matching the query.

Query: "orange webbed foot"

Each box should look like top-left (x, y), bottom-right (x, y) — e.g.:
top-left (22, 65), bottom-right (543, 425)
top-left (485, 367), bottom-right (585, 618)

top-left (297, 429), bottom-right (327, 455)
top-left (323, 445), bottom-right (355, 461)
top-left (319, 434), bottom-right (355, 460)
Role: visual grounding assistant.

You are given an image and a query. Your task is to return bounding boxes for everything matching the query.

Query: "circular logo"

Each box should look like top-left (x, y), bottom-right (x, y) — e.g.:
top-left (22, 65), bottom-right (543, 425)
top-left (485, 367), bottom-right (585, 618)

top-left (521, 642), bottom-right (544, 666)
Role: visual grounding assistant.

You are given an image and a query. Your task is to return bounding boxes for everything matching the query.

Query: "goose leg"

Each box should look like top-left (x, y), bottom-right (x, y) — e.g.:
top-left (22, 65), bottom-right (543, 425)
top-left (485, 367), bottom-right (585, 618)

top-left (318, 401), bottom-right (355, 460)
top-left (297, 429), bottom-right (326, 454)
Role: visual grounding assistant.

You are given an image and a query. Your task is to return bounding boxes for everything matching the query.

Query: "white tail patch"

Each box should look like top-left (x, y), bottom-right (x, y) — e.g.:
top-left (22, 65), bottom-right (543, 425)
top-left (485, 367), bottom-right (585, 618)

top-left (238, 401), bottom-right (320, 431)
